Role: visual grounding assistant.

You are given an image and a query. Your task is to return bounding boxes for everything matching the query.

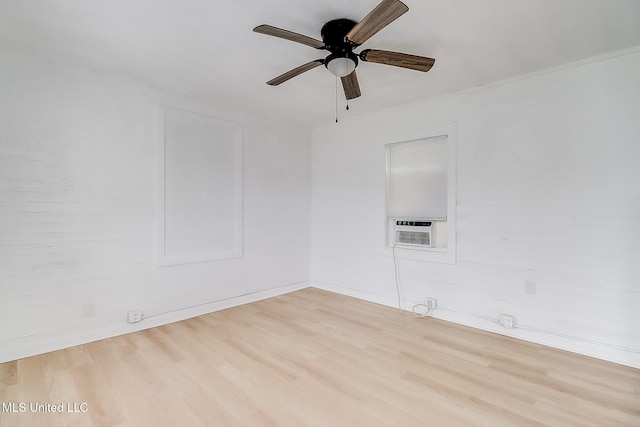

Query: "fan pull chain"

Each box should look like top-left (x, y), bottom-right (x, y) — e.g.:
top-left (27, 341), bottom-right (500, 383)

top-left (335, 76), bottom-right (339, 123)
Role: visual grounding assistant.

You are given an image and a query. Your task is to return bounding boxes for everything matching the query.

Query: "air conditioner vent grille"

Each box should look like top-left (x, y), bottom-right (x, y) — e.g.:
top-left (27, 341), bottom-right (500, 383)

top-left (396, 230), bottom-right (431, 246)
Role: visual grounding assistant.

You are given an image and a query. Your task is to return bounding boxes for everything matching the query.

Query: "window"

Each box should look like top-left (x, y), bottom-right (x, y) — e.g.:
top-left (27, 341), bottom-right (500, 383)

top-left (156, 108), bottom-right (243, 266)
top-left (385, 128), bottom-right (456, 263)
top-left (388, 135), bottom-right (448, 220)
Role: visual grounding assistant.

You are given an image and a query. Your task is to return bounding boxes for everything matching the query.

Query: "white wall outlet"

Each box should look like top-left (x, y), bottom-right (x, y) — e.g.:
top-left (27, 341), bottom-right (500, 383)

top-left (127, 310), bottom-right (143, 324)
top-left (425, 297), bottom-right (438, 311)
top-left (499, 313), bottom-right (516, 328)
top-left (82, 302), bottom-right (95, 317)
top-left (524, 280), bottom-right (537, 295)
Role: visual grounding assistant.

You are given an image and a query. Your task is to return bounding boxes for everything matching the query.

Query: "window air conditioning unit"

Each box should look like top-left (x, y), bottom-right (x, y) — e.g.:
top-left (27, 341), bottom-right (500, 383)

top-left (394, 220), bottom-right (433, 248)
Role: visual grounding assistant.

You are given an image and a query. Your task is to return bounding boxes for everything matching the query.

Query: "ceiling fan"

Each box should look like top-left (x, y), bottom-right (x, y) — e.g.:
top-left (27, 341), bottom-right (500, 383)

top-left (253, 0), bottom-right (435, 101)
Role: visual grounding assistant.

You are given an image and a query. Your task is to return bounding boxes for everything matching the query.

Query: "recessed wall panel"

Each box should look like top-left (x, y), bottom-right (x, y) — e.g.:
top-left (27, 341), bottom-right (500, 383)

top-left (158, 108), bottom-right (242, 265)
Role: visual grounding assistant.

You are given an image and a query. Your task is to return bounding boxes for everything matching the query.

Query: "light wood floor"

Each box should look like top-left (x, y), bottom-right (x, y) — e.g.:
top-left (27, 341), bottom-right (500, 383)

top-left (1, 288), bottom-right (639, 426)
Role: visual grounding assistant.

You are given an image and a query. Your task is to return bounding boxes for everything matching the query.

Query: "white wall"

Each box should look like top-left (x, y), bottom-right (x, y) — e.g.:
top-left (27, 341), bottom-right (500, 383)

top-left (311, 48), bottom-right (640, 368)
top-left (0, 47), bottom-right (311, 362)
top-left (3, 44), bottom-right (639, 369)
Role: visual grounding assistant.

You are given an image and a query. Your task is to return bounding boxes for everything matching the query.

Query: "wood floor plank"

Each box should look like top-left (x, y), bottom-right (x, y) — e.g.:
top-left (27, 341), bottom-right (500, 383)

top-left (1, 287), bottom-right (639, 426)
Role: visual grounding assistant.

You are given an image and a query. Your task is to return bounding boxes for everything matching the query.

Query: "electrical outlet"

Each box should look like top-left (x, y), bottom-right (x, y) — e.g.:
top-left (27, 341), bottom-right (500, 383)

top-left (499, 313), bottom-right (516, 328)
top-left (82, 302), bottom-right (95, 318)
top-left (127, 310), bottom-right (143, 324)
top-left (425, 297), bottom-right (438, 311)
top-left (524, 280), bottom-right (537, 295)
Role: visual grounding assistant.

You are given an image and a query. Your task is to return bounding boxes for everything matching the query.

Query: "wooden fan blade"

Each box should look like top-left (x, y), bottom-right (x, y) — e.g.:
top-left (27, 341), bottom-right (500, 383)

top-left (346, 0), bottom-right (408, 46)
top-left (360, 49), bottom-right (435, 72)
top-left (266, 60), bottom-right (324, 86)
top-left (253, 24), bottom-right (325, 49)
top-left (341, 71), bottom-right (361, 100)
top-left (340, 70), bottom-right (361, 100)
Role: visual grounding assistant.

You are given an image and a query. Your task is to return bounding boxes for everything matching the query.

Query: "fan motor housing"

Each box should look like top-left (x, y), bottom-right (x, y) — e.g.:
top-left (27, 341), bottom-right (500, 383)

top-left (321, 18), bottom-right (358, 52)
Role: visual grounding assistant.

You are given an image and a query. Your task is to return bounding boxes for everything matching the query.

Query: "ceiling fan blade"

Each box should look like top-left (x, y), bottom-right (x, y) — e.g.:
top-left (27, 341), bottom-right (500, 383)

top-left (253, 24), bottom-right (325, 49)
top-left (360, 49), bottom-right (435, 72)
top-left (346, 0), bottom-right (409, 46)
top-left (266, 60), bottom-right (325, 86)
top-left (341, 71), bottom-right (361, 100)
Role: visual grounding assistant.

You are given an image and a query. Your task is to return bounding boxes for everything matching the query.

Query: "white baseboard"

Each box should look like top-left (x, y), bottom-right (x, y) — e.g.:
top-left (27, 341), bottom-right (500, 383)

top-left (312, 280), bottom-right (400, 308)
top-left (0, 281), bottom-right (310, 364)
top-left (311, 281), bottom-right (640, 369)
top-left (5, 280), bottom-right (638, 370)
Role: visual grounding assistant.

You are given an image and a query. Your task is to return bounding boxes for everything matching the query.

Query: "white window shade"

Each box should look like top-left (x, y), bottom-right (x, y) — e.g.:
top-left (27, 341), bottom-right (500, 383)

top-left (388, 136), bottom-right (448, 220)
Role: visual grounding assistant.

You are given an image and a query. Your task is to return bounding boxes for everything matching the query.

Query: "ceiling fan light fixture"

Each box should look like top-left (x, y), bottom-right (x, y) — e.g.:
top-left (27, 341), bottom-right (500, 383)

top-left (325, 52), bottom-right (358, 77)
top-left (255, 0), bottom-right (435, 101)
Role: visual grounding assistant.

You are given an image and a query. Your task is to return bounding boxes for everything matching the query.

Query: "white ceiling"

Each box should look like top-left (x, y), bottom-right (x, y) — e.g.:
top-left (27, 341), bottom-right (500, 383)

top-left (2, 0), bottom-right (640, 127)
